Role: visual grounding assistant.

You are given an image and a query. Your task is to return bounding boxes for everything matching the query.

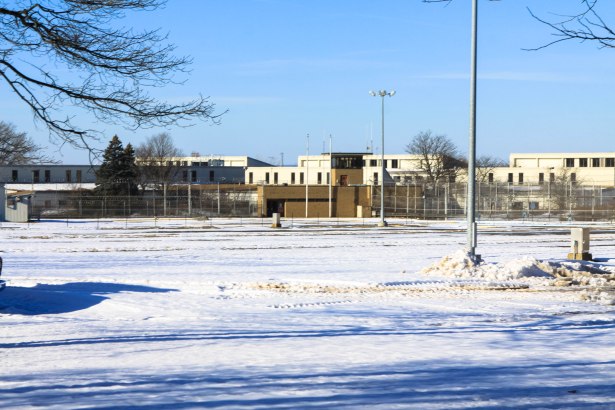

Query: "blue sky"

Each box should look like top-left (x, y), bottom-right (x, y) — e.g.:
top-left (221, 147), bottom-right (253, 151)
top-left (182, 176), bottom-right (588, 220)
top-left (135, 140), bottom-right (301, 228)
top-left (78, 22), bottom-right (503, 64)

top-left (2, 0), bottom-right (615, 164)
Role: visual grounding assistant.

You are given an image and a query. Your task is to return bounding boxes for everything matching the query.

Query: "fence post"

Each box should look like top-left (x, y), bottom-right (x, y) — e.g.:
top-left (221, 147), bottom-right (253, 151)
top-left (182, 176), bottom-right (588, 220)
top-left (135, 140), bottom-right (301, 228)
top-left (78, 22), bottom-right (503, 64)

top-left (188, 184), bottom-right (192, 216)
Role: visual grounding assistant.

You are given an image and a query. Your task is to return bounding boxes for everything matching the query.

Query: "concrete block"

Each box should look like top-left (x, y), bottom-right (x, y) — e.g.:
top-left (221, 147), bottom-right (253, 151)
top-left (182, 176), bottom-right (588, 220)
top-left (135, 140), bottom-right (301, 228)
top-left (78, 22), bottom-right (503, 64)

top-left (271, 213), bottom-right (281, 228)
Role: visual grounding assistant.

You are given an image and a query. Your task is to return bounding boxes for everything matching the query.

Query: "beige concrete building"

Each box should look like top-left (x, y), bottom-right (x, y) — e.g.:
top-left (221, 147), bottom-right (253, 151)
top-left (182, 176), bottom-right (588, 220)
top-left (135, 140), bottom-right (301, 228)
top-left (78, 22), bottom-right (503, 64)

top-left (245, 153), bottom-right (425, 187)
top-left (257, 185), bottom-right (373, 218)
top-left (487, 153), bottom-right (615, 186)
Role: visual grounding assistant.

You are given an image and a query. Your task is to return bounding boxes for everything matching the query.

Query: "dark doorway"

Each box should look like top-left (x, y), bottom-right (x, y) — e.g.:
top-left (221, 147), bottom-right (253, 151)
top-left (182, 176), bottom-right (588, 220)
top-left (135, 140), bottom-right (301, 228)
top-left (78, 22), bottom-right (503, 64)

top-left (266, 200), bottom-right (285, 217)
top-left (340, 175), bottom-right (349, 186)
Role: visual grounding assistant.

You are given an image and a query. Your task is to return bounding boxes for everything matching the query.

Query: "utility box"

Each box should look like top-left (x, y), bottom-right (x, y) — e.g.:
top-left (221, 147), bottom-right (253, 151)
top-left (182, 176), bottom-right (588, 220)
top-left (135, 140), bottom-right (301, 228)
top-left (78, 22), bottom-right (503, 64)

top-left (567, 227), bottom-right (592, 261)
top-left (271, 213), bottom-right (281, 228)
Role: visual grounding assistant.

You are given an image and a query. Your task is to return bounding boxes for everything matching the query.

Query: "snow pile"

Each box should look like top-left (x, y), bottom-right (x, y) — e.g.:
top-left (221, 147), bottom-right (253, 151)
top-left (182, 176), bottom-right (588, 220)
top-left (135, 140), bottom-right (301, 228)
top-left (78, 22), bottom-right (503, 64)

top-left (421, 250), bottom-right (615, 287)
top-left (421, 250), bottom-right (553, 282)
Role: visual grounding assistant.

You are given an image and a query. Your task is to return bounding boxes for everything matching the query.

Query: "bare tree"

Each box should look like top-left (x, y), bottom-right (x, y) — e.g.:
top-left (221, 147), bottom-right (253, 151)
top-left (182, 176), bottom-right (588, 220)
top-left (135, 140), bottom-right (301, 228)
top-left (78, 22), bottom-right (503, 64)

top-left (406, 130), bottom-right (467, 184)
top-left (549, 168), bottom-right (581, 213)
top-left (0, 1), bottom-right (222, 151)
top-left (528, 1), bottom-right (615, 50)
top-left (135, 132), bottom-right (183, 188)
top-left (476, 155), bottom-right (507, 183)
top-left (0, 121), bottom-right (56, 164)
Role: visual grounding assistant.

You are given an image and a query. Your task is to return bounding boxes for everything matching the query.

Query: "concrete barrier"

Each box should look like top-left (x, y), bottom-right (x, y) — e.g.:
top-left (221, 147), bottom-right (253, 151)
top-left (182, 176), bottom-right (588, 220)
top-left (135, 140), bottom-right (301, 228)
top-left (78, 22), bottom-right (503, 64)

top-left (567, 227), bottom-right (592, 261)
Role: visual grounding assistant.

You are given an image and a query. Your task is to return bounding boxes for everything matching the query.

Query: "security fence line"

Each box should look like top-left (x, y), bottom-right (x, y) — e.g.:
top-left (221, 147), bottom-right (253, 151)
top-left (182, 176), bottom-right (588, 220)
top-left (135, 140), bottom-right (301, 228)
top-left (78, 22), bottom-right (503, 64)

top-left (374, 182), bottom-right (615, 222)
top-left (29, 182), bottom-right (615, 221)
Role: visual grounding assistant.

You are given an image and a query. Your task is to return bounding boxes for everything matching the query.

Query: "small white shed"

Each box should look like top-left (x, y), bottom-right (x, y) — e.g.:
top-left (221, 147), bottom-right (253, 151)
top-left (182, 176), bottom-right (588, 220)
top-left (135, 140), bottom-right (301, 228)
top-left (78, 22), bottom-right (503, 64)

top-left (5, 190), bottom-right (34, 222)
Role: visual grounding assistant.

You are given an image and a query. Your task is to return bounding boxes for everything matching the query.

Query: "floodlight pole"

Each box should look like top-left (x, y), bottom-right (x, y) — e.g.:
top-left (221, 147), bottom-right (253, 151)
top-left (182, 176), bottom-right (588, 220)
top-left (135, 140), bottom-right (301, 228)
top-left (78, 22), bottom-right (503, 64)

top-left (329, 134), bottom-right (333, 218)
top-left (305, 133), bottom-right (309, 218)
top-left (467, 0), bottom-right (478, 260)
top-left (370, 89), bottom-right (395, 227)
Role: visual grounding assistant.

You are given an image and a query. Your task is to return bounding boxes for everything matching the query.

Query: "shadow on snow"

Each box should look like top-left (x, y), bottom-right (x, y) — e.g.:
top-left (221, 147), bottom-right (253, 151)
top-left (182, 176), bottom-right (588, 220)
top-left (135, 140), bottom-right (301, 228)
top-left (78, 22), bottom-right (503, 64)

top-left (0, 282), bottom-right (176, 316)
top-left (0, 361), bottom-right (614, 409)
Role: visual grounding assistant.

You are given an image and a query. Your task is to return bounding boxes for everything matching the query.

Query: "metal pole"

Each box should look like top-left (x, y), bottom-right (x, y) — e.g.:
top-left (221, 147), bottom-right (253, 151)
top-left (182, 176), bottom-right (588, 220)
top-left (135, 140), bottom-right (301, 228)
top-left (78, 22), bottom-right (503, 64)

top-left (329, 134), bottom-right (332, 218)
top-left (380, 94), bottom-right (387, 227)
top-left (163, 183), bottom-right (167, 217)
top-left (188, 183), bottom-right (192, 216)
top-left (445, 183), bottom-right (448, 220)
top-left (306, 133), bottom-right (309, 218)
top-left (467, 0), bottom-right (478, 260)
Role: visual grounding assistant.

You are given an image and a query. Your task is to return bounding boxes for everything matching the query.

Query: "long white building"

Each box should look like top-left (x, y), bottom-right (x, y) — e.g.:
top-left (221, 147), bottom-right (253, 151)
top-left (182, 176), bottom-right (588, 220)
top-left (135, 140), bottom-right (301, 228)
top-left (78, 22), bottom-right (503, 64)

top-left (488, 152), bottom-right (615, 186)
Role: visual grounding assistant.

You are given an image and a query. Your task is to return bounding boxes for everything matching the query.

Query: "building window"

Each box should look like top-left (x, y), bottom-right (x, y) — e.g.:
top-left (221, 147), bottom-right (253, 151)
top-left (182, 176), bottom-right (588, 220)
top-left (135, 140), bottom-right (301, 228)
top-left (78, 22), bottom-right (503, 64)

top-left (265, 172), bottom-right (270, 184)
top-left (33, 170), bottom-right (40, 183)
top-left (76, 170), bottom-right (82, 183)
top-left (579, 158), bottom-right (588, 167)
top-left (518, 173), bottom-right (524, 184)
top-left (44, 170), bottom-right (51, 183)
top-left (592, 158), bottom-right (600, 167)
top-left (488, 173), bottom-right (494, 183)
top-left (249, 172), bottom-right (253, 184)
top-left (538, 173), bottom-right (544, 184)
top-left (274, 172), bottom-right (278, 184)
top-left (291, 173), bottom-right (295, 184)
top-left (565, 158), bottom-right (575, 167)
top-left (606, 158), bottom-right (615, 167)
top-left (370, 159), bottom-right (377, 167)
top-left (373, 172), bottom-right (378, 185)
top-left (571, 173), bottom-right (577, 184)
top-left (391, 159), bottom-right (399, 168)
top-left (326, 172), bottom-right (330, 185)
top-left (300, 172), bottom-right (304, 184)
top-left (191, 170), bottom-right (197, 182)
top-left (182, 170), bottom-right (188, 182)
top-left (11, 170), bottom-right (18, 182)
top-left (209, 170), bottom-right (215, 182)
top-left (507, 173), bottom-right (513, 183)
top-left (317, 172), bottom-right (322, 184)
top-left (66, 170), bottom-right (72, 183)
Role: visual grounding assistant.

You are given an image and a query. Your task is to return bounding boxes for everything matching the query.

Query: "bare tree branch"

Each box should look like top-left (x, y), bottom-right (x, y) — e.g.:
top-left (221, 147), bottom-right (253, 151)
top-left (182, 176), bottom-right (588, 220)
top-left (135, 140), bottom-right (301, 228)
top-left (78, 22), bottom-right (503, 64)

top-left (0, 1), bottom-right (224, 150)
top-left (527, 0), bottom-right (615, 50)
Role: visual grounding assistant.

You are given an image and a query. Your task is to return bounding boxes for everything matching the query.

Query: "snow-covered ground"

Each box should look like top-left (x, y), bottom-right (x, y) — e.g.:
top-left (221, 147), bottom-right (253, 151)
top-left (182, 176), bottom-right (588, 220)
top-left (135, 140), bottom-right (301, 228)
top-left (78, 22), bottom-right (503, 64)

top-left (1, 217), bottom-right (615, 409)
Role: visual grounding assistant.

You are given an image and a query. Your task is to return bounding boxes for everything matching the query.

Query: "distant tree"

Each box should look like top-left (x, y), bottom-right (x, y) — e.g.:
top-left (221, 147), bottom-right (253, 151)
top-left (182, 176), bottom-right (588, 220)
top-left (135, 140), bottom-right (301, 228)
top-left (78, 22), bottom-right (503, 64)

top-left (476, 155), bottom-right (507, 183)
top-left (135, 133), bottom-right (183, 189)
top-left (0, 1), bottom-right (222, 150)
top-left (0, 121), bottom-right (56, 164)
top-left (548, 168), bottom-right (581, 212)
top-left (406, 130), bottom-right (467, 184)
top-left (95, 135), bottom-right (137, 195)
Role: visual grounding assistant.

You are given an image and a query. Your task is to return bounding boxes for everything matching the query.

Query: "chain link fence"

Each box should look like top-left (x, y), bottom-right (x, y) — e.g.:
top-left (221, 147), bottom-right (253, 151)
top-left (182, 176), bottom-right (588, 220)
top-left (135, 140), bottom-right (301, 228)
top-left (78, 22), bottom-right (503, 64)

top-left (373, 182), bottom-right (615, 222)
top-left (27, 182), bottom-right (615, 221)
top-left (32, 185), bottom-right (259, 219)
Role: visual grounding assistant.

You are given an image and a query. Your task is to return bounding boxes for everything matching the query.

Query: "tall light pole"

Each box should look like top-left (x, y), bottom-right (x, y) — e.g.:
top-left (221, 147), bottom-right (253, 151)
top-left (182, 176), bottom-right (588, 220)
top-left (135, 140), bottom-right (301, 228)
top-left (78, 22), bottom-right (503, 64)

top-left (467, 0), bottom-right (479, 262)
top-left (369, 89), bottom-right (395, 227)
top-left (305, 133), bottom-right (309, 218)
top-left (329, 134), bottom-right (333, 219)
